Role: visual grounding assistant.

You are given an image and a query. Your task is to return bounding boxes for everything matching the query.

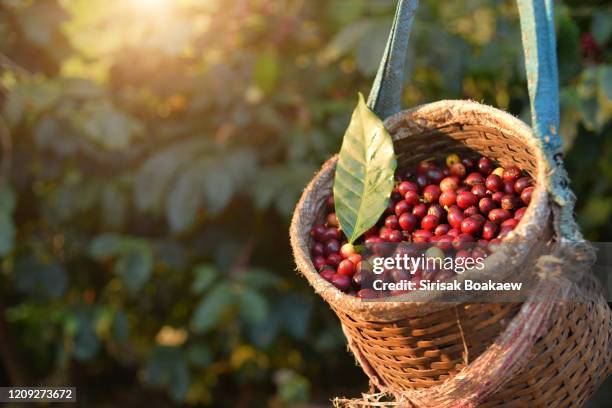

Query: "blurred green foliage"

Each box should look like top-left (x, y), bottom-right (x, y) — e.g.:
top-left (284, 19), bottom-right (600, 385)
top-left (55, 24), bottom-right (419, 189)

top-left (0, 0), bottom-right (609, 406)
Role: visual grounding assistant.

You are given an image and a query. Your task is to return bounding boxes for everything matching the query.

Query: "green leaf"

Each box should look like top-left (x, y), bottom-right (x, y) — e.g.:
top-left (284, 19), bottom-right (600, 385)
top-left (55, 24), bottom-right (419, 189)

top-left (591, 11), bottom-right (612, 45)
top-left (115, 245), bottom-right (153, 292)
top-left (253, 49), bottom-right (279, 93)
top-left (89, 234), bottom-right (123, 258)
top-left (191, 264), bottom-right (219, 294)
top-left (185, 344), bottom-right (213, 368)
top-left (191, 283), bottom-right (234, 333)
top-left (73, 313), bottom-right (100, 361)
top-left (166, 164), bottom-right (205, 233)
top-left (144, 347), bottom-right (191, 402)
top-left (238, 287), bottom-right (269, 325)
top-left (0, 185), bottom-right (17, 214)
top-left (333, 93), bottom-right (396, 243)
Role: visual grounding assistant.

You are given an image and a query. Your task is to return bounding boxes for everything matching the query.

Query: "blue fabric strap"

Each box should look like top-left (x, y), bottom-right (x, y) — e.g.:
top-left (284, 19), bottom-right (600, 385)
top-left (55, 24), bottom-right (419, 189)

top-left (517, 0), bottom-right (571, 206)
top-left (516, 0), bottom-right (562, 155)
top-left (366, 0), bottom-right (418, 119)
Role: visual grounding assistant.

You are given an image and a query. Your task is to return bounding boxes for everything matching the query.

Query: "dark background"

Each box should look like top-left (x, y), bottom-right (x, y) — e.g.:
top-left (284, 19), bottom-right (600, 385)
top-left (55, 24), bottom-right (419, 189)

top-left (0, 0), bottom-right (610, 406)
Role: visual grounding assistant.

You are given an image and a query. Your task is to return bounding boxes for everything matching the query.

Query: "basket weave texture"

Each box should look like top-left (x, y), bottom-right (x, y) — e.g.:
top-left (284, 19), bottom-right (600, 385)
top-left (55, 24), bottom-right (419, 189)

top-left (290, 100), bottom-right (612, 407)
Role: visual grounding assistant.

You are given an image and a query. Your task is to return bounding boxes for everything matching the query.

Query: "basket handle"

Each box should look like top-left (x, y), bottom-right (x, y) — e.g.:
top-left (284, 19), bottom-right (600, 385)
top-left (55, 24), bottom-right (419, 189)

top-left (368, 0), bottom-right (572, 209)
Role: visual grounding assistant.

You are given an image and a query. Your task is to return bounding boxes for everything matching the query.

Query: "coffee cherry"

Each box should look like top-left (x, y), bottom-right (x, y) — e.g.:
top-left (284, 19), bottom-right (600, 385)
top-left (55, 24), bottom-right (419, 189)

top-left (447, 209), bottom-right (465, 229)
top-left (453, 233), bottom-right (474, 250)
top-left (427, 168), bottom-right (444, 184)
top-left (423, 185), bottom-right (441, 203)
top-left (404, 190), bottom-right (420, 205)
top-left (471, 184), bottom-right (487, 199)
top-left (514, 177), bottom-right (532, 193)
top-left (465, 172), bottom-right (485, 186)
top-left (331, 274), bottom-right (351, 291)
top-left (337, 259), bottom-right (355, 276)
top-left (340, 243), bottom-right (356, 258)
top-left (446, 153), bottom-right (461, 167)
top-left (492, 167), bottom-right (504, 177)
top-left (491, 191), bottom-right (504, 202)
top-left (478, 197), bottom-right (498, 214)
top-left (310, 224), bottom-right (326, 241)
top-left (485, 174), bottom-right (503, 192)
top-left (357, 288), bottom-right (378, 299)
top-left (324, 239), bottom-right (340, 256)
top-left (439, 190), bottom-right (457, 207)
top-left (398, 181), bottom-right (419, 196)
top-left (388, 230), bottom-right (403, 242)
top-left (449, 163), bottom-right (467, 179)
top-left (514, 207), bottom-right (527, 220)
top-left (323, 227), bottom-right (342, 242)
top-left (501, 218), bottom-right (518, 229)
top-left (435, 234), bottom-right (454, 251)
top-left (498, 226), bottom-right (514, 239)
top-left (399, 212), bottom-right (417, 231)
top-left (416, 174), bottom-right (429, 189)
top-left (421, 214), bottom-right (440, 231)
top-left (365, 236), bottom-right (384, 245)
top-left (462, 158), bottom-right (476, 171)
top-left (501, 194), bottom-right (521, 210)
top-left (326, 253), bottom-right (343, 267)
top-left (320, 267), bottom-right (335, 281)
top-left (478, 157), bottom-right (494, 176)
top-left (440, 176), bottom-right (460, 192)
top-left (312, 242), bottom-right (325, 257)
top-left (457, 191), bottom-right (478, 209)
top-left (427, 204), bottom-right (446, 221)
top-left (326, 195), bottom-right (334, 209)
top-left (313, 256), bottom-right (326, 270)
top-left (447, 228), bottom-right (460, 237)
top-left (378, 227), bottom-right (391, 241)
top-left (482, 220), bottom-right (498, 240)
top-left (327, 212), bottom-right (339, 227)
top-left (463, 205), bottom-right (479, 217)
top-left (385, 215), bottom-right (400, 230)
top-left (521, 187), bottom-right (534, 205)
top-left (394, 200), bottom-right (412, 216)
top-left (503, 181), bottom-right (515, 194)
top-left (417, 160), bottom-right (432, 174)
top-left (434, 223), bottom-right (451, 236)
top-left (348, 253), bottom-right (362, 265)
top-left (461, 215), bottom-right (484, 235)
top-left (384, 199), bottom-right (396, 215)
top-left (412, 203), bottom-right (427, 219)
top-left (413, 229), bottom-right (433, 242)
top-left (502, 166), bottom-right (521, 182)
top-left (488, 208), bottom-right (512, 224)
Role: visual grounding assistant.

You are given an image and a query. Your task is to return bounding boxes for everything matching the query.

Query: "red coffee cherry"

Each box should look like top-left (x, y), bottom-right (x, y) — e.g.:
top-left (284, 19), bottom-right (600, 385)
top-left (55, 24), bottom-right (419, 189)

top-left (423, 185), bottom-right (441, 203)
top-left (385, 215), bottom-right (400, 230)
top-left (450, 163), bottom-right (467, 179)
top-left (326, 253), bottom-right (343, 268)
top-left (501, 194), bottom-right (521, 210)
top-left (457, 191), bottom-right (478, 209)
top-left (465, 172), bottom-right (485, 186)
top-left (398, 181), bottom-right (419, 195)
top-left (434, 223), bottom-right (451, 236)
top-left (514, 177), bottom-right (532, 193)
top-left (337, 259), bottom-right (355, 276)
top-left (521, 187), bottom-right (534, 205)
top-left (440, 176), bottom-right (460, 192)
top-left (478, 157), bottom-right (494, 176)
top-left (482, 220), bottom-right (498, 240)
top-left (421, 214), bottom-right (440, 231)
top-left (399, 212), bottom-right (417, 231)
top-left (412, 203), bottom-right (427, 219)
top-left (395, 199), bottom-right (412, 216)
top-left (478, 197), bottom-right (498, 214)
top-left (488, 208), bottom-right (512, 224)
top-left (331, 273), bottom-right (351, 291)
top-left (404, 190), bottom-right (420, 205)
top-left (485, 174), bottom-right (503, 192)
top-left (502, 166), bottom-right (521, 182)
top-left (471, 184), bottom-right (487, 199)
top-left (439, 190), bottom-right (457, 207)
top-left (310, 224), bottom-right (326, 241)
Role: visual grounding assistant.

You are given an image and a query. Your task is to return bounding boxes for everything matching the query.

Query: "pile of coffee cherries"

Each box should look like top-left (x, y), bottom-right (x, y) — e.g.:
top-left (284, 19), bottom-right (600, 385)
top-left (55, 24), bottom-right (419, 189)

top-left (309, 154), bottom-right (535, 297)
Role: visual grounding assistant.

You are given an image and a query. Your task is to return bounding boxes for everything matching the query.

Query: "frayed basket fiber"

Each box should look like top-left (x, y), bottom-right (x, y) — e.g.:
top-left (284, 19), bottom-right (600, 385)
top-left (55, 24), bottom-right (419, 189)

top-left (290, 1), bottom-right (611, 407)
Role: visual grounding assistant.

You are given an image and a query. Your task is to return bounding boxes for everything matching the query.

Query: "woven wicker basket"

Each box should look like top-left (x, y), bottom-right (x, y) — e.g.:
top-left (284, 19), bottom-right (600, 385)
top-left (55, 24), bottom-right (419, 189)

top-left (290, 100), bottom-right (612, 406)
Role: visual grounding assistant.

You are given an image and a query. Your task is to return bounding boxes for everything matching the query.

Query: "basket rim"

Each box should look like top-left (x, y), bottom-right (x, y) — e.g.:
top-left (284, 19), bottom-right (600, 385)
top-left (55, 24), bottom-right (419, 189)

top-left (290, 99), bottom-right (551, 321)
